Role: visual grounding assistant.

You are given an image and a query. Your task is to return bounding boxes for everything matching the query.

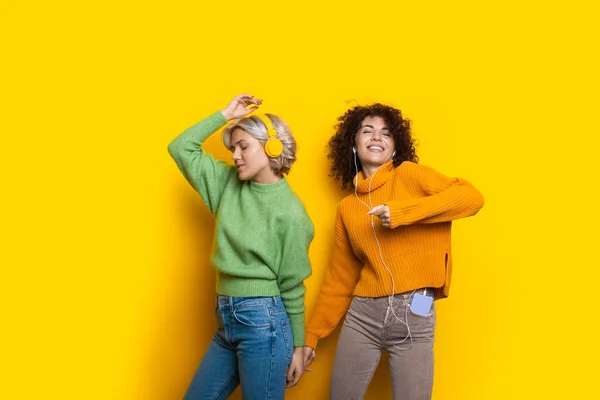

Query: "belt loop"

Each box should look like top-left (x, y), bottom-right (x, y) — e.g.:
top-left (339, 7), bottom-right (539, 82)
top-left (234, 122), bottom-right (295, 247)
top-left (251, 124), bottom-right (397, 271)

top-left (273, 296), bottom-right (278, 305)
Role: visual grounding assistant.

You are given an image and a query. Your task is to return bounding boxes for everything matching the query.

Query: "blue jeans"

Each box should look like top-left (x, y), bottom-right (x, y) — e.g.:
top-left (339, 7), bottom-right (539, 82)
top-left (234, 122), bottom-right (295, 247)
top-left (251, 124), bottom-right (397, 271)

top-left (184, 296), bottom-right (294, 400)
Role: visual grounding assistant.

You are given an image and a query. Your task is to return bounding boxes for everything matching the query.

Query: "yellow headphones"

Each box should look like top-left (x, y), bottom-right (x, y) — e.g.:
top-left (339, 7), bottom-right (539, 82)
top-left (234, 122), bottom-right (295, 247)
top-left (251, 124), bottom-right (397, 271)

top-left (252, 114), bottom-right (284, 158)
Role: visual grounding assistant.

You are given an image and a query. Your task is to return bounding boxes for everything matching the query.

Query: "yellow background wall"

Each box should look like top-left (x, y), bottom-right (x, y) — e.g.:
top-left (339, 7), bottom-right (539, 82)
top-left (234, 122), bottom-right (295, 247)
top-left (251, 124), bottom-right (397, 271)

top-left (1, 1), bottom-right (598, 399)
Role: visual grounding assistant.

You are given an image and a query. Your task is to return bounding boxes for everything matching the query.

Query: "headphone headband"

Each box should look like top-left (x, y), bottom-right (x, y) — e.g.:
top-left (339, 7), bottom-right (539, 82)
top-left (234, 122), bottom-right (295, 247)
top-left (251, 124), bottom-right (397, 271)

top-left (253, 114), bottom-right (278, 139)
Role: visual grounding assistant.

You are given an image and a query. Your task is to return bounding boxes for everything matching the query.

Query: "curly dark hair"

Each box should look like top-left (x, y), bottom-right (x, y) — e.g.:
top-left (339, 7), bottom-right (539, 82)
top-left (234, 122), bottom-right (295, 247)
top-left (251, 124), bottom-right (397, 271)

top-left (327, 103), bottom-right (418, 189)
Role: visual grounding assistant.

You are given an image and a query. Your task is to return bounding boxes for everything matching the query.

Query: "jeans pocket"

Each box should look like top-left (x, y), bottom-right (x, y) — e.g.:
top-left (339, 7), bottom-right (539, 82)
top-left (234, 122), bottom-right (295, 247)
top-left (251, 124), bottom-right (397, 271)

top-left (279, 319), bottom-right (294, 364)
top-left (407, 301), bottom-right (436, 339)
top-left (233, 306), bottom-right (271, 328)
top-left (348, 296), bottom-right (377, 320)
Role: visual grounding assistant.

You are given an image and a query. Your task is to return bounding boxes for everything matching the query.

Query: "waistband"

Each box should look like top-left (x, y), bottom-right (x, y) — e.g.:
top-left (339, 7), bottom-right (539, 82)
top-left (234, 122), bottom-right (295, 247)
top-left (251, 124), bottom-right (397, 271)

top-left (356, 287), bottom-right (435, 301)
top-left (216, 295), bottom-right (283, 308)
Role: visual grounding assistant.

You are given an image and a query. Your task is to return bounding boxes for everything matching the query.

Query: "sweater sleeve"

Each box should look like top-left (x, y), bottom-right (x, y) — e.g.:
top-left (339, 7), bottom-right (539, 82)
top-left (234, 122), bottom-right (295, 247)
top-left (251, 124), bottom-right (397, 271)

top-left (305, 206), bottom-right (362, 349)
top-left (167, 111), bottom-right (235, 214)
top-left (387, 163), bottom-right (484, 227)
top-left (277, 210), bottom-right (314, 347)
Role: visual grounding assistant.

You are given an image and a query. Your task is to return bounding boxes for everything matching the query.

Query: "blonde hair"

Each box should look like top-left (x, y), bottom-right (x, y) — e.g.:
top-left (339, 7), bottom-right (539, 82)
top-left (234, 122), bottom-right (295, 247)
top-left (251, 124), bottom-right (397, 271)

top-left (222, 113), bottom-right (298, 175)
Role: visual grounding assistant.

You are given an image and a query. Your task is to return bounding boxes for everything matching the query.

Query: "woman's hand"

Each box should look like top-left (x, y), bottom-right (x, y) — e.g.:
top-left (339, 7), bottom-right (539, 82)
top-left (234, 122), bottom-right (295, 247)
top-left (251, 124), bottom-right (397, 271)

top-left (302, 346), bottom-right (316, 370)
top-left (368, 204), bottom-right (391, 228)
top-left (221, 94), bottom-right (262, 120)
top-left (286, 347), bottom-right (306, 388)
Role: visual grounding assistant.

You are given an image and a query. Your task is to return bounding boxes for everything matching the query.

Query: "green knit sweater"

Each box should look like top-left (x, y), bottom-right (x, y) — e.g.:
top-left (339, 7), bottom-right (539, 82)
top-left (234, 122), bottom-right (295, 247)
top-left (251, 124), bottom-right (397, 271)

top-left (168, 111), bottom-right (314, 346)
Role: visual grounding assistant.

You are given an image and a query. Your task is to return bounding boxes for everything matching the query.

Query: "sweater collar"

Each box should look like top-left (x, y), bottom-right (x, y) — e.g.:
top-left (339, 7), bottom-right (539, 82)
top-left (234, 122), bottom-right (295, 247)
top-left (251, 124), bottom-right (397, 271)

top-left (355, 161), bottom-right (395, 193)
top-left (249, 176), bottom-right (289, 193)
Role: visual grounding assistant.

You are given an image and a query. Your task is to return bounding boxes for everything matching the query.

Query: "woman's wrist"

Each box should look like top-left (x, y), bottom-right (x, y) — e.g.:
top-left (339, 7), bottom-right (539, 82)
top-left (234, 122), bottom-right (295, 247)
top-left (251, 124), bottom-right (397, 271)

top-left (220, 109), bottom-right (233, 121)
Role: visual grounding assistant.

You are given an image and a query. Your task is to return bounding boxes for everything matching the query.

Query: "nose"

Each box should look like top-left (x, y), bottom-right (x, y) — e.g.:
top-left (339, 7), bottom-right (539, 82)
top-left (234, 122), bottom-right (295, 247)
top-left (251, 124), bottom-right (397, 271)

top-left (370, 131), bottom-right (383, 141)
top-left (232, 149), bottom-right (241, 161)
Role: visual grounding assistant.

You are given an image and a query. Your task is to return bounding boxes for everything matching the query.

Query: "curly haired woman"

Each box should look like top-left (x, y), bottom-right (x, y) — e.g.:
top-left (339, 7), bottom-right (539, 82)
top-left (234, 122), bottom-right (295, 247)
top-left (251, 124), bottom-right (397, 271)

top-left (303, 103), bottom-right (484, 400)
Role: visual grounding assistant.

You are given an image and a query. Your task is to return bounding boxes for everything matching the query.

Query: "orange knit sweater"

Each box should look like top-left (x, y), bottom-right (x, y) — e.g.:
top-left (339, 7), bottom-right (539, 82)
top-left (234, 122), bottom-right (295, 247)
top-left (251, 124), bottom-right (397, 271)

top-left (305, 160), bottom-right (484, 349)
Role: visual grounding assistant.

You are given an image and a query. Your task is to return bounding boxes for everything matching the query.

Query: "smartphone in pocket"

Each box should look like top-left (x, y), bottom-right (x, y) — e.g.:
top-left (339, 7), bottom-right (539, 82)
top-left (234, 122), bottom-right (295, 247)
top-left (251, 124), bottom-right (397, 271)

top-left (410, 293), bottom-right (433, 316)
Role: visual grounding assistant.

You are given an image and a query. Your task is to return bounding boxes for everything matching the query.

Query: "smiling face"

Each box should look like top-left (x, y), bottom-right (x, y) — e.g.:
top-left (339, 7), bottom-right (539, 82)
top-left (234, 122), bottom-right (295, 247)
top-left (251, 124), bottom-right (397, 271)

top-left (354, 116), bottom-right (396, 174)
top-left (230, 128), bottom-right (279, 183)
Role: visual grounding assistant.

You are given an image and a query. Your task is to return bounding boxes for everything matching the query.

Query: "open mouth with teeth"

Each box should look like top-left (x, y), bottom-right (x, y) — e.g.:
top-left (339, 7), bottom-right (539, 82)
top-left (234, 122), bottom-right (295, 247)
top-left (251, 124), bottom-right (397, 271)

top-left (366, 145), bottom-right (385, 152)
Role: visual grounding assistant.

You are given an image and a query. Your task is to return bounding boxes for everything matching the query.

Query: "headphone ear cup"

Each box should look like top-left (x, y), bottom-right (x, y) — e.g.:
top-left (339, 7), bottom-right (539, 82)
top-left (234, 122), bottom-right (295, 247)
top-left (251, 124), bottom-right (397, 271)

top-left (265, 138), bottom-right (284, 158)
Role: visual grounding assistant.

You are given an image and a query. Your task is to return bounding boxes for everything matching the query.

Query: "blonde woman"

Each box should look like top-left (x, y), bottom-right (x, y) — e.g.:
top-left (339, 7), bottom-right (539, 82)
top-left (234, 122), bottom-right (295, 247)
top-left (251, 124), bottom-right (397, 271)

top-left (168, 94), bottom-right (313, 399)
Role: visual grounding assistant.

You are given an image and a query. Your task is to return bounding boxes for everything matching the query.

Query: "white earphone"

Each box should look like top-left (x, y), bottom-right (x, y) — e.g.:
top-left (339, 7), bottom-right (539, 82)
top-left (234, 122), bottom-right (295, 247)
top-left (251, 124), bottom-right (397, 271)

top-left (352, 145), bottom-right (414, 350)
